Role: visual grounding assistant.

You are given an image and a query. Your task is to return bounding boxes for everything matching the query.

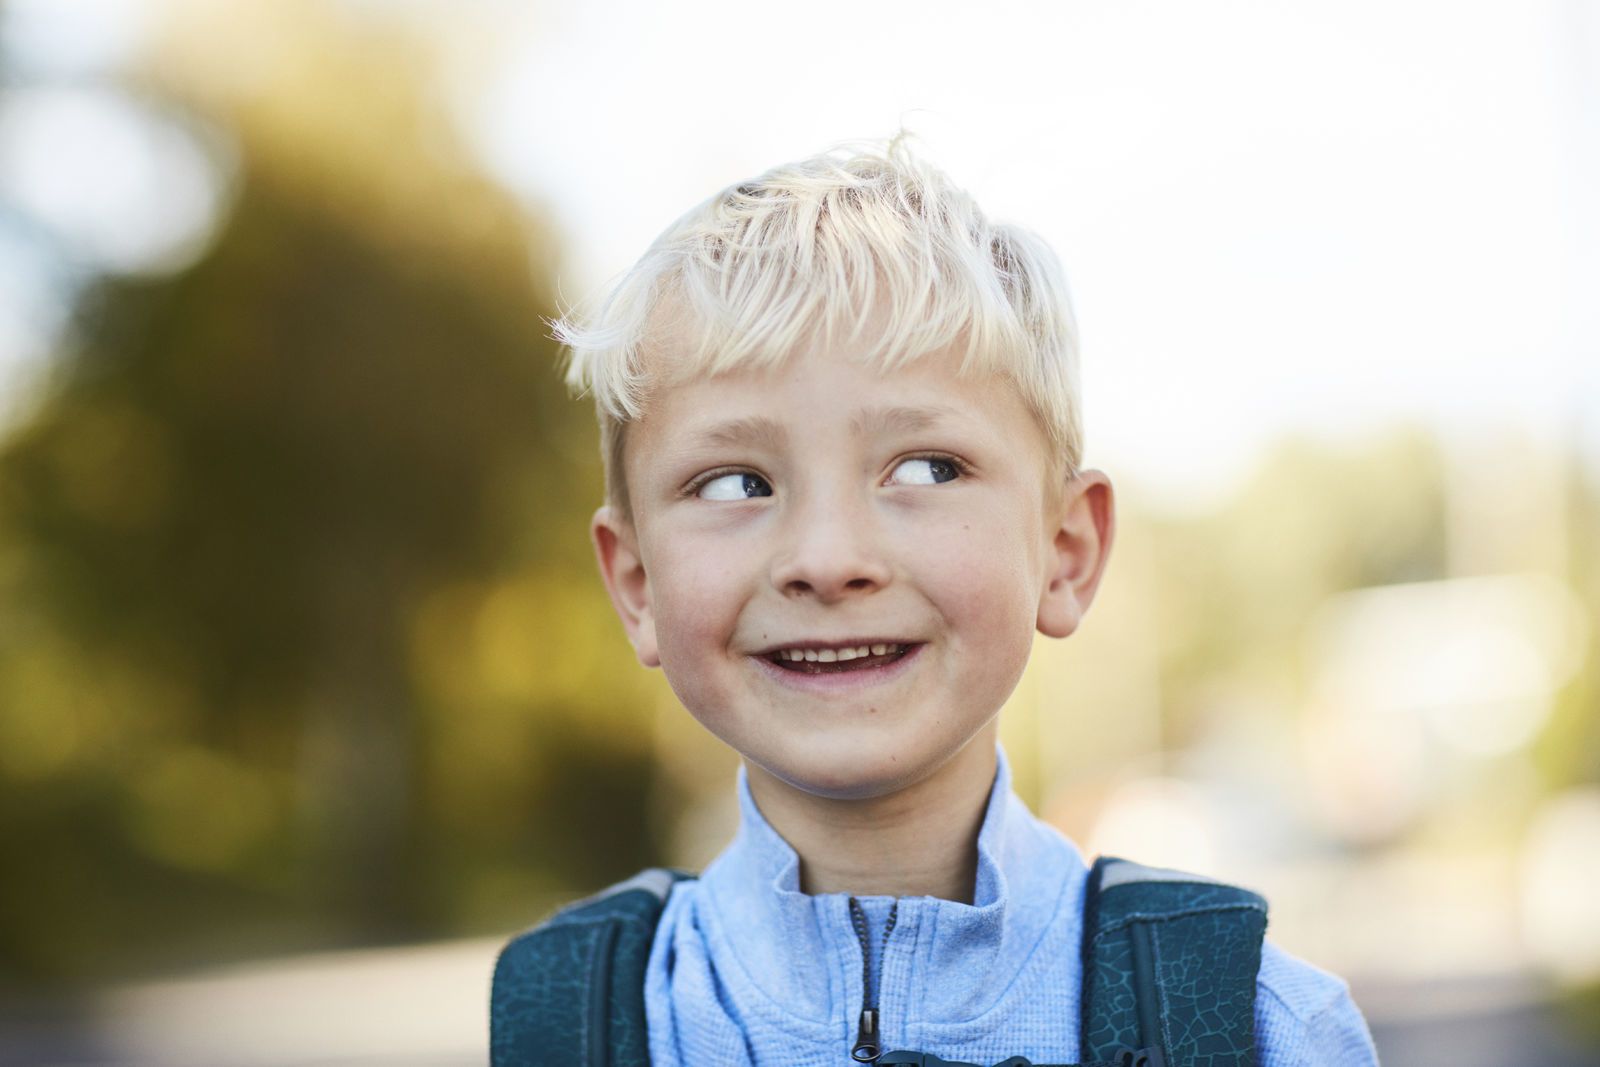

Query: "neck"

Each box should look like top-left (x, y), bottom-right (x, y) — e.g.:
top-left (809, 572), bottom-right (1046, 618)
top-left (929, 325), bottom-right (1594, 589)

top-left (744, 726), bottom-right (1000, 903)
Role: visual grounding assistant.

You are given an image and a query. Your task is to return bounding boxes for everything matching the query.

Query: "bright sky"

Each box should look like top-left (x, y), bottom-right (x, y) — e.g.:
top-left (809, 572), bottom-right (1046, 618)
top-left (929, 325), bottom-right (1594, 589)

top-left (468, 0), bottom-right (1599, 511)
top-left (3, 0), bottom-right (1596, 513)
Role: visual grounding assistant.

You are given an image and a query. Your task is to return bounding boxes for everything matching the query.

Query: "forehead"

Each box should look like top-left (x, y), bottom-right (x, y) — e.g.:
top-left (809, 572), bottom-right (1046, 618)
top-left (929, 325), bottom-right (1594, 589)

top-left (630, 337), bottom-right (1040, 454)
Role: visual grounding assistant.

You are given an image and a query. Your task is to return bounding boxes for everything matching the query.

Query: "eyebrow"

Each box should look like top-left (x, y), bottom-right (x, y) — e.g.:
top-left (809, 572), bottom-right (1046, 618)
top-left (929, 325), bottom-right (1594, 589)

top-left (849, 404), bottom-right (964, 438)
top-left (672, 403), bottom-right (960, 460)
top-left (684, 405), bottom-right (964, 451)
top-left (690, 416), bottom-right (788, 450)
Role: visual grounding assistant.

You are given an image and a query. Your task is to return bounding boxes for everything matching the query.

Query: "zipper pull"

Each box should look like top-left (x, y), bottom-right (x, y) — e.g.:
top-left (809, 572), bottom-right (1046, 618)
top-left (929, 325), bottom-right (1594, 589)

top-left (851, 1008), bottom-right (882, 1062)
top-left (1114, 1048), bottom-right (1167, 1067)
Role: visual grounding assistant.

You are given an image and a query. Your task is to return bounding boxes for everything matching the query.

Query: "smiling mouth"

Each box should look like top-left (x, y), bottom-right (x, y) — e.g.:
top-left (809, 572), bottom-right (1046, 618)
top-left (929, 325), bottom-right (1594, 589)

top-left (762, 642), bottom-right (916, 674)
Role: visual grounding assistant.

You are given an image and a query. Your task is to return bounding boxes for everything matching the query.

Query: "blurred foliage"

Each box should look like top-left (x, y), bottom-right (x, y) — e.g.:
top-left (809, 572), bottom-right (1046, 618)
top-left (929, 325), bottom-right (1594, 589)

top-left (1143, 425), bottom-right (1600, 794)
top-left (1538, 457), bottom-right (1600, 789)
top-left (0, 2), bottom-right (661, 989)
top-left (1557, 979), bottom-right (1600, 1043)
top-left (1146, 427), bottom-right (1453, 743)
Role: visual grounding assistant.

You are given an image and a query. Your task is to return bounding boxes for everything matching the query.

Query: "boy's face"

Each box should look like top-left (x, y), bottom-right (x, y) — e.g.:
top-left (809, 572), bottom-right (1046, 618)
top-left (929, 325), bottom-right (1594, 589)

top-left (592, 328), bottom-right (1114, 802)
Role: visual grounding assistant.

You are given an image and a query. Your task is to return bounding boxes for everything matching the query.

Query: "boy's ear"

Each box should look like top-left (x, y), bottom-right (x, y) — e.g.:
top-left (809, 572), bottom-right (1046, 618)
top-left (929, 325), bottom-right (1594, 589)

top-left (1037, 468), bottom-right (1116, 639)
top-left (591, 505), bottom-right (660, 668)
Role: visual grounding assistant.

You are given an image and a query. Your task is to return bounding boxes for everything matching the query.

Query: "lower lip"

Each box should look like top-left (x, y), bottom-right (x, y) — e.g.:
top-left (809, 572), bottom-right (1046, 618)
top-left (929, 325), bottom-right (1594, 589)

top-left (749, 643), bottom-right (925, 694)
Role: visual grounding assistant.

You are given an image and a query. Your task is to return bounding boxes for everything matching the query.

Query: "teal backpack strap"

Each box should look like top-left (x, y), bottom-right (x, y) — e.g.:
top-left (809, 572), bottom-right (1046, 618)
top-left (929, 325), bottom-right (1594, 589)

top-left (491, 867), bottom-right (696, 1067)
top-left (1079, 856), bottom-right (1268, 1067)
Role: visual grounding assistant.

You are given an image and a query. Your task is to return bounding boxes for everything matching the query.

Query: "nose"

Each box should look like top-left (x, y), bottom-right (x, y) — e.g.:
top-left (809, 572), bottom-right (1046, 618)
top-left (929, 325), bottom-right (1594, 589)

top-left (768, 492), bottom-right (892, 602)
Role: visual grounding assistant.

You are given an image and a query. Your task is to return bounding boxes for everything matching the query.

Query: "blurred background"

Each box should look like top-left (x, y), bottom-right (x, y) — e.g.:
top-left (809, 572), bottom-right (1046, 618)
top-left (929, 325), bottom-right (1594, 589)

top-left (0, 0), bottom-right (1596, 1063)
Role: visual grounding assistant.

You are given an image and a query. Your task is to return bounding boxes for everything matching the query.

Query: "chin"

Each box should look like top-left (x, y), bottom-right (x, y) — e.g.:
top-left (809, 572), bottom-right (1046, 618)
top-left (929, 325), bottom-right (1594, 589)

top-left (756, 740), bottom-right (952, 802)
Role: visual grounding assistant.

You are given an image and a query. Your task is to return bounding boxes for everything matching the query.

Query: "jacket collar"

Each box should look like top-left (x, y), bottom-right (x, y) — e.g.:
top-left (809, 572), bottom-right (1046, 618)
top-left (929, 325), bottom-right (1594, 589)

top-left (696, 745), bottom-right (1086, 1023)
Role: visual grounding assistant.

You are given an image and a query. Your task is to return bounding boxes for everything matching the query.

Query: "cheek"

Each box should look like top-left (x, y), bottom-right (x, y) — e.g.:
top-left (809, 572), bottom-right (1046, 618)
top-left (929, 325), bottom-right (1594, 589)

top-left (645, 538), bottom-right (748, 685)
top-left (917, 509), bottom-right (1041, 662)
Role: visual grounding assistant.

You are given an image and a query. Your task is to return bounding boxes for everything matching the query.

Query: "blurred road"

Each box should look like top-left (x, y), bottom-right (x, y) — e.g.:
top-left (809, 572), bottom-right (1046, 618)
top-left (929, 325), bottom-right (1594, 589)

top-left (1358, 973), bottom-right (1598, 1067)
top-left (0, 938), bottom-right (500, 1067)
top-left (1, 941), bottom-right (1595, 1066)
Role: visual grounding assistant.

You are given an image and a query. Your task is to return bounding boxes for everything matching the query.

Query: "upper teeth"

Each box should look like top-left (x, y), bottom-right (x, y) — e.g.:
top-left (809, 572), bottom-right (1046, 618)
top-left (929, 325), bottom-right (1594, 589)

top-left (774, 643), bottom-right (903, 662)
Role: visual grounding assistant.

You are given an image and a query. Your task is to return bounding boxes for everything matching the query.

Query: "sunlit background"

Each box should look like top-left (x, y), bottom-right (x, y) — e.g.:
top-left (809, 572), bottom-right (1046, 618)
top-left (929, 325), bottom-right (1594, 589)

top-left (1, 1), bottom-right (1597, 1064)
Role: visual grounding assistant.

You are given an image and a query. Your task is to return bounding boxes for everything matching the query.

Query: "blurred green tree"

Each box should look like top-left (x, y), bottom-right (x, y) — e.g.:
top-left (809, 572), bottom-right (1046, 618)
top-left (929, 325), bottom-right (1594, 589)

top-left (1145, 427), bottom-right (1452, 736)
top-left (0, 2), bottom-right (659, 987)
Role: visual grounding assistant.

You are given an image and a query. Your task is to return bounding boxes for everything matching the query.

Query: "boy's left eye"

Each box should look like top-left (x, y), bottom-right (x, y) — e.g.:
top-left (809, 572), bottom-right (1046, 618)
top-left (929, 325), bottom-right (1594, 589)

top-left (888, 457), bottom-right (961, 485)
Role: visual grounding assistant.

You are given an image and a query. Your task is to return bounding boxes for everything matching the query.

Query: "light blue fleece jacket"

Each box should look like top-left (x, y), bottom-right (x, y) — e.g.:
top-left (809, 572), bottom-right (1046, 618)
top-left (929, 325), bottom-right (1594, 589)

top-left (644, 746), bottom-right (1380, 1066)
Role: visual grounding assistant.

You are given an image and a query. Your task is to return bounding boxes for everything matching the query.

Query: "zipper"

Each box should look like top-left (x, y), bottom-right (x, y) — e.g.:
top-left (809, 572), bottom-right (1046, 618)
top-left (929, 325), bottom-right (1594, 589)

top-left (848, 896), bottom-right (899, 1063)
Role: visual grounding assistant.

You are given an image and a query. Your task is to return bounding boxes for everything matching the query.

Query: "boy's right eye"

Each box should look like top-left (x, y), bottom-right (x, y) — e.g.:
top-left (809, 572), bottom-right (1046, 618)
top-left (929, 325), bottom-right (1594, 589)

top-left (697, 472), bottom-right (773, 500)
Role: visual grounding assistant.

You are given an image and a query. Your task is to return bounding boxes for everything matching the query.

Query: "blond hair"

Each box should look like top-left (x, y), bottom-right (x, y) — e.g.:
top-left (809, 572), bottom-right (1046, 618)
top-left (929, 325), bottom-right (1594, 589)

top-left (553, 134), bottom-right (1083, 517)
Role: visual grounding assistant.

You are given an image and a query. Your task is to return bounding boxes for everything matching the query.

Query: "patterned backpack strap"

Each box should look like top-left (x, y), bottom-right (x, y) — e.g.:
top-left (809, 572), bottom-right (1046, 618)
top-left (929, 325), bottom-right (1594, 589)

top-left (491, 867), bottom-right (696, 1067)
top-left (1079, 856), bottom-right (1268, 1067)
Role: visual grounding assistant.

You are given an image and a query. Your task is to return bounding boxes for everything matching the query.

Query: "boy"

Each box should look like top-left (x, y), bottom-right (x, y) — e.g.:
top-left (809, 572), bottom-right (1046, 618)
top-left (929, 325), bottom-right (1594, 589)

top-left (515, 137), bottom-right (1379, 1066)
